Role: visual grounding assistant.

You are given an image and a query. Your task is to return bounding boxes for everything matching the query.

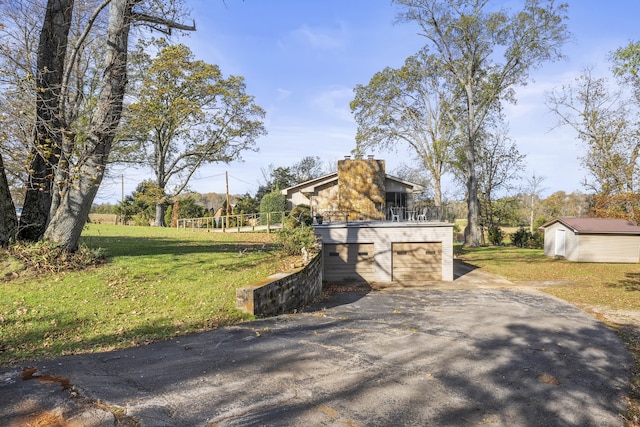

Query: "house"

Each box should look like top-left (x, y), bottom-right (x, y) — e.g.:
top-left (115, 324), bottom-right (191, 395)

top-left (540, 217), bottom-right (640, 263)
top-left (282, 156), bottom-right (453, 284)
top-left (281, 156), bottom-right (426, 222)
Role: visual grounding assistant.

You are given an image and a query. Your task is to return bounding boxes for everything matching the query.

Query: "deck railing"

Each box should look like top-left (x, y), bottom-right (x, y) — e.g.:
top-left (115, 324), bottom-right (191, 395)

top-left (314, 206), bottom-right (448, 224)
top-left (176, 206), bottom-right (449, 231)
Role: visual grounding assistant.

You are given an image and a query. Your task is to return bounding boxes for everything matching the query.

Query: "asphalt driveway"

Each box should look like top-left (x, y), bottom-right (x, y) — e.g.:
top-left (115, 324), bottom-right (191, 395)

top-left (0, 269), bottom-right (632, 426)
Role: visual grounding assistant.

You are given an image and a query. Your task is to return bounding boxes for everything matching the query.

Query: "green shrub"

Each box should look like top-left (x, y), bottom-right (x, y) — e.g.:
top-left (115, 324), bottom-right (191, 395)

top-left (285, 204), bottom-right (312, 228)
top-left (487, 225), bottom-right (504, 246)
top-left (133, 212), bottom-right (152, 226)
top-left (529, 230), bottom-right (544, 249)
top-left (509, 227), bottom-right (545, 249)
top-left (278, 226), bottom-right (318, 256)
top-left (511, 227), bottom-right (532, 248)
top-left (259, 191), bottom-right (286, 225)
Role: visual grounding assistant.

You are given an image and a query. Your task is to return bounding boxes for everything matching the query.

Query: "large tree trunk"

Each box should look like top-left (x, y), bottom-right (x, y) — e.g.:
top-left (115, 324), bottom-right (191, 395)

top-left (44, 0), bottom-right (132, 250)
top-left (19, 0), bottom-right (74, 241)
top-left (464, 168), bottom-right (481, 246)
top-left (0, 153), bottom-right (18, 245)
top-left (154, 202), bottom-right (167, 227)
top-left (464, 130), bottom-right (481, 247)
top-left (433, 174), bottom-right (443, 215)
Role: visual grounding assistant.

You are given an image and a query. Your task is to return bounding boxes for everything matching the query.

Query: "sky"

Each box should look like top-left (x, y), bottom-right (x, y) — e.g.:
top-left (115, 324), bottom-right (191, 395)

top-left (96, 0), bottom-right (640, 204)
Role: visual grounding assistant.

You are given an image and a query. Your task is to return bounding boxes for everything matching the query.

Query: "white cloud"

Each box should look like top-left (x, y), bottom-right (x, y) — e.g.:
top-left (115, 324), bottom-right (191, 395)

top-left (276, 88), bottom-right (292, 102)
top-left (310, 86), bottom-right (354, 121)
top-left (286, 23), bottom-right (347, 51)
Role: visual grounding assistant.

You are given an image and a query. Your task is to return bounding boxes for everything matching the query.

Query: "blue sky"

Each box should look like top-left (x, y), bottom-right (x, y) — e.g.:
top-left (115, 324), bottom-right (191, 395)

top-left (97, 0), bottom-right (640, 203)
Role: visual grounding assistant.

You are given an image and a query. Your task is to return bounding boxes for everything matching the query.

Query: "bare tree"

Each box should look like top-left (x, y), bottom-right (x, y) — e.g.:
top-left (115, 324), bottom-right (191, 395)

top-left (474, 125), bottom-right (526, 233)
top-left (547, 67), bottom-right (640, 221)
top-left (351, 49), bottom-right (457, 207)
top-left (16, 0), bottom-right (75, 241)
top-left (44, 1), bottom-right (196, 247)
top-left (393, 0), bottom-right (569, 246)
top-left (0, 0), bottom-right (196, 249)
top-left (524, 173), bottom-right (546, 232)
top-left (0, 0), bottom-right (109, 240)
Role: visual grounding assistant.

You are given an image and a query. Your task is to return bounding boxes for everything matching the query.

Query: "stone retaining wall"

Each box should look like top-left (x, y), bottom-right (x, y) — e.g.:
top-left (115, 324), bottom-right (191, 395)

top-left (236, 251), bottom-right (323, 317)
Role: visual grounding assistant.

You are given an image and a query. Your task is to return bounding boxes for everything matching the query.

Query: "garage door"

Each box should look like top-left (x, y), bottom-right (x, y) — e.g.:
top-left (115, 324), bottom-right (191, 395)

top-left (323, 243), bottom-right (375, 282)
top-left (392, 242), bottom-right (441, 282)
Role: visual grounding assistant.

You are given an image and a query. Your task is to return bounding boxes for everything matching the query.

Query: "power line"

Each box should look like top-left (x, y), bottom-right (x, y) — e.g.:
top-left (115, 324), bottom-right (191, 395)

top-left (228, 174), bottom-right (256, 187)
top-left (190, 172), bottom-right (227, 180)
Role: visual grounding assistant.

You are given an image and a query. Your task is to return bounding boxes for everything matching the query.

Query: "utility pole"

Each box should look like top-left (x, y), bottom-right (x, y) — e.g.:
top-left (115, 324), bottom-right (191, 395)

top-left (225, 171), bottom-right (230, 232)
top-left (120, 174), bottom-right (124, 225)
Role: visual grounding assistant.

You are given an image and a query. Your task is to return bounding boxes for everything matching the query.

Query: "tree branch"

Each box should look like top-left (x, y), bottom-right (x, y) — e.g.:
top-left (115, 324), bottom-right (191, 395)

top-left (131, 13), bottom-right (196, 33)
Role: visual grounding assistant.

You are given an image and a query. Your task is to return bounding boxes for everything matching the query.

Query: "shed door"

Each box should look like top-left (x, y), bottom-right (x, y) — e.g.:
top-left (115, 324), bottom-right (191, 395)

top-left (392, 242), bottom-right (442, 282)
top-left (555, 229), bottom-right (566, 257)
top-left (323, 243), bottom-right (375, 282)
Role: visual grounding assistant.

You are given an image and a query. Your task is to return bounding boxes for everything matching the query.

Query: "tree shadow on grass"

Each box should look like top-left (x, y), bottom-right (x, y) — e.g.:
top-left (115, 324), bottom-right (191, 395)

top-left (607, 272), bottom-right (640, 292)
top-left (81, 235), bottom-right (279, 258)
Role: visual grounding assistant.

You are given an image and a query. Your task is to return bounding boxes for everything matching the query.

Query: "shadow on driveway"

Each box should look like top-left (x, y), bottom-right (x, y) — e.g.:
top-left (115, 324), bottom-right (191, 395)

top-left (0, 280), bottom-right (631, 426)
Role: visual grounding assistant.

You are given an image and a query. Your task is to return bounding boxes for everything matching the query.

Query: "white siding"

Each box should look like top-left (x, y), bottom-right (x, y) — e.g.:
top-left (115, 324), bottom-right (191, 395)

top-left (544, 220), bottom-right (640, 263)
top-left (544, 222), bottom-right (580, 261)
top-left (577, 235), bottom-right (640, 263)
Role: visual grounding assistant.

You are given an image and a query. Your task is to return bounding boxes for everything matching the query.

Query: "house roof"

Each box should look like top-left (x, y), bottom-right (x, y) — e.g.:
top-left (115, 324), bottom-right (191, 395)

top-left (280, 172), bottom-right (338, 196)
top-left (541, 217), bottom-right (640, 235)
top-left (280, 172), bottom-right (426, 196)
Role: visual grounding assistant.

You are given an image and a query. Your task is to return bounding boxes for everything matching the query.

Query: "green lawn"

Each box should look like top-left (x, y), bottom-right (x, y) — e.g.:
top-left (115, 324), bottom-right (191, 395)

top-left (0, 224), bottom-right (283, 365)
top-left (457, 245), bottom-right (640, 311)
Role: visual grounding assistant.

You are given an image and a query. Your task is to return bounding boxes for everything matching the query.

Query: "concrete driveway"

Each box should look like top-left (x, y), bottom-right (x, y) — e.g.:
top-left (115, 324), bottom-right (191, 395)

top-left (0, 265), bottom-right (632, 426)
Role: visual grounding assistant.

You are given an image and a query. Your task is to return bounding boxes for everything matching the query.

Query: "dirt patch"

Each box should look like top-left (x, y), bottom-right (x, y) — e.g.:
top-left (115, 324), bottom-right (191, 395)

top-left (580, 305), bottom-right (640, 327)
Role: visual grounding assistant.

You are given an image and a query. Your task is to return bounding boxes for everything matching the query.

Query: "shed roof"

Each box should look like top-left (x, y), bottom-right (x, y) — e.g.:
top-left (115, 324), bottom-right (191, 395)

top-left (541, 217), bottom-right (640, 235)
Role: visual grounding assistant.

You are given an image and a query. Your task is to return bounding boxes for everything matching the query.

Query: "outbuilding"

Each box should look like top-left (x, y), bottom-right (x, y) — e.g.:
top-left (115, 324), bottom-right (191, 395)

top-left (540, 217), bottom-right (640, 263)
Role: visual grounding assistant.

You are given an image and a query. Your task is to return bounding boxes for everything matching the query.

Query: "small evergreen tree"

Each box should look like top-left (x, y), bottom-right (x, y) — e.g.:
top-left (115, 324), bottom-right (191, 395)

top-left (259, 191), bottom-right (286, 225)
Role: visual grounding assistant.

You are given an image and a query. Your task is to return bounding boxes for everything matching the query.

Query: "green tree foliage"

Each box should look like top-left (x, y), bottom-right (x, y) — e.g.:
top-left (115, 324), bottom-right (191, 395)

top-left (510, 227), bottom-right (543, 249)
top-left (175, 196), bottom-right (207, 219)
top-left (235, 193), bottom-right (259, 214)
top-left (352, 49), bottom-right (456, 207)
top-left (259, 191), bottom-right (286, 225)
top-left (116, 181), bottom-right (164, 226)
top-left (120, 39), bottom-right (266, 227)
top-left (393, 0), bottom-right (569, 246)
top-left (256, 166), bottom-right (297, 201)
top-left (612, 41), bottom-right (640, 101)
top-left (487, 225), bottom-right (504, 246)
